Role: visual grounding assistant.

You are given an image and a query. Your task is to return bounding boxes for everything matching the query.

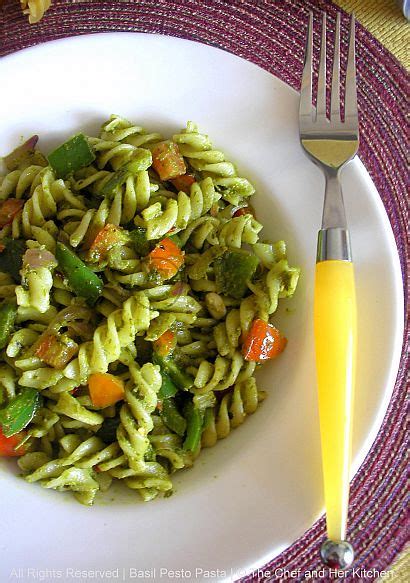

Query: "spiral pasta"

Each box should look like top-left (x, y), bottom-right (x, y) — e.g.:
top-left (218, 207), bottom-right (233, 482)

top-left (0, 116), bottom-right (299, 505)
top-left (201, 378), bottom-right (266, 447)
top-left (20, 0), bottom-right (51, 24)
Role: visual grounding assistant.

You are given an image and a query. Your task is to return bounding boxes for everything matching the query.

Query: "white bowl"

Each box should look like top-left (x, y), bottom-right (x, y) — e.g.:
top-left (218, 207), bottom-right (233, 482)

top-left (0, 33), bottom-right (404, 582)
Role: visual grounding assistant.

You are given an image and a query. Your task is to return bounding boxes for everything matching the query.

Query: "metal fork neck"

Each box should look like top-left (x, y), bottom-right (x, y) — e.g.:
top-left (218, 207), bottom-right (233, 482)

top-left (317, 169), bottom-right (352, 262)
top-left (321, 168), bottom-right (347, 229)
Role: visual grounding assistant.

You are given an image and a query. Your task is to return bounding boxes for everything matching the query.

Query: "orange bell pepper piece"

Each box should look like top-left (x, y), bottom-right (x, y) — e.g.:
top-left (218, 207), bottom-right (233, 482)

top-left (0, 199), bottom-right (24, 228)
top-left (152, 142), bottom-right (186, 181)
top-left (0, 428), bottom-right (27, 457)
top-left (242, 318), bottom-right (287, 362)
top-left (153, 330), bottom-right (176, 357)
top-left (88, 373), bottom-right (125, 408)
top-left (148, 238), bottom-right (184, 280)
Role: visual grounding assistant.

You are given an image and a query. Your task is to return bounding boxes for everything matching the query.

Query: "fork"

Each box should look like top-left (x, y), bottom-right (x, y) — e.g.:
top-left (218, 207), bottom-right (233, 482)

top-left (299, 12), bottom-right (359, 569)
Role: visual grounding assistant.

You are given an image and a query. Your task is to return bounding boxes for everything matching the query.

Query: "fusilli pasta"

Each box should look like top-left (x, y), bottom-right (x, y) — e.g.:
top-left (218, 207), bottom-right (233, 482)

top-left (0, 116), bottom-right (299, 505)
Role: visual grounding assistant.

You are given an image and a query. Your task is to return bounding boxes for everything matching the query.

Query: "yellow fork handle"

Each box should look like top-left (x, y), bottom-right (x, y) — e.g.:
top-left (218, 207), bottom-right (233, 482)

top-left (314, 260), bottom-right (357, 541)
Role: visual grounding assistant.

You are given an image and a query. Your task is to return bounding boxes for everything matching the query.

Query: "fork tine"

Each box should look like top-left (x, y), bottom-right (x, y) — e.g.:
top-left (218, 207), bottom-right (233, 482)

top-left (330, 13), bottom-right (341, 121)
top-left (316, 13), bottom-right (327, 120)
top-left (345, 14), bottom-right (358, 128)
top-left (299, 11), bottom-right (313, 119)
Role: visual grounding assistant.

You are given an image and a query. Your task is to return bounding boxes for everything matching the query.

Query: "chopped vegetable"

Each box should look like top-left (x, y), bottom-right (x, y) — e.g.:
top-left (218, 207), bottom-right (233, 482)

top-left (0, 301), bottom-right (17, 350)
top-left (158, 370), bottom-right (178, 399)
top-left (3, 135), bottom-right (38, 170)
top-left (233, 205), bottom-right (255, 218)
top-left (0, 238), bottom-right (26, 282)
top-left (153, 353), bottom-right (194, 391)
top-left (96, 416), bottom-right (121, 444)
top-left (152, 141), bottom-right (186, 181)
top-left (160, 397), bottom-right (186, 436)
top-left (88, 373), bottom-right (125, 408)
top-left (0, 388), bottom-right (42, 437)
top-left (153, 330), bottom-right (176, 357)
top-left (0, 428), bottom-right (27, 457)
top-left (170, 174), bottom-right (195, 194)
top-left (129, 226), bottom-right (150, 256)
top-left (23, 247), bottom-right (57, 270)
top-left (3, 135), bottom-right (46, 171)
top-left (214, 249), bottom-right (259, 299)
top-left (55, 242), bottom-right (103, 305)
top-left (242, 318), bottom-right (287, 362)
top-left (167, 233), bottom-right (183, 248)
top-left (47, 133), bottom-right (96, 179)
top-left (99, 150), bottom-right (152, 197)
top-left (35, 333), bottom-right (79, 369)
top-left (183, 401), bottom-right (203, 452)
top-left (88, 224), bottom-right (127, 262)
top-left (148, 238), bottom-right (184, 280)
top-left (0, 199), bottom-right (24, 228)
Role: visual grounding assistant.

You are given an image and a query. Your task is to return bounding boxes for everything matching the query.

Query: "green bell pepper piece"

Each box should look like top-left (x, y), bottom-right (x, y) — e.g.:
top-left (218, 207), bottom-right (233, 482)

top-left (160, 397), bottom-right (186, 437)
top-left (129, 226), bottom-right (150, 257)
top-left (153, 353), bottom-right (194, 391)
top-left (47, 134), bottom-right (96, 179)
top-left (0, 388), bottom-right (42, 437)
top-left (183, 401), bottom-right (203, 452)
top-left (214, 249), bottom-right (259, 299)
top-left (55, 243), bottom-right (103, 305)
top-left (158, 370), bottom-right (178, 399)
top-left (99, 149), bottom-right (152, 198)
top-left (0, 238), bottom-right (26, 282)
top-left (0, 301), bottom-right (17, 350)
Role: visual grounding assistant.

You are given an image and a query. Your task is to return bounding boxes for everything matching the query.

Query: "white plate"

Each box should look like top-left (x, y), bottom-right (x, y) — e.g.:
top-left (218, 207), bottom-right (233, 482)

top-left (0, 33), bottom-right (404, 582)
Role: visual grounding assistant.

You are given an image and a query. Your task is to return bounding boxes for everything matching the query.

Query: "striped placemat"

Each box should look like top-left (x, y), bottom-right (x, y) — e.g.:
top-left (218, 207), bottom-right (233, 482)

top-left (0, 1), bottom-right (408, 581)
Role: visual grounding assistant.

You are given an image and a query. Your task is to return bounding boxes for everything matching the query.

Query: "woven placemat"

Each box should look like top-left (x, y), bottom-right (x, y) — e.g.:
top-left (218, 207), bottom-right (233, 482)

top-left (335, 0), bottom-right (410, 68)
top-left (0, 1), bottom-right (408, 581)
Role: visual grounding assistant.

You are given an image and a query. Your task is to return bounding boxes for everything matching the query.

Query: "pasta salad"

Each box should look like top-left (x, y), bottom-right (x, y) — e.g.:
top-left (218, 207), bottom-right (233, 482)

top-left (0, 116), bottom-right (299, 504)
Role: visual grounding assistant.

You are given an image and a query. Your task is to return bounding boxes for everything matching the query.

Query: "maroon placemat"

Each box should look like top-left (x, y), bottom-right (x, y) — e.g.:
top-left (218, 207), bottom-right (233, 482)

top-left (1, 1), bottom-right (408, 580)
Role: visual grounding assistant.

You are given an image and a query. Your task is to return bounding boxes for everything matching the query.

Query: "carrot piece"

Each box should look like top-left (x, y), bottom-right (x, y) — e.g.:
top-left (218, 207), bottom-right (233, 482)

top-left (148, 238), bottom-right (184, 280)
top-left (88, 224), bottom-right (126, 262)
top-left (88, 373), bottom-right (125, 408)
top-left (0, 199), bottom-right (24, 228)
top-left (0, 428), bottom-right (27, 457)
top-left (35, 333), bottom-right (78, 369)
top-left (153, 330), bottom-right (176, 357)
top-left (242, 319), bottom-right (287, 362)
top-left (170, 174), bottom-right (195, 194)
top-left (152, 142), bottom-right (186, 181)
